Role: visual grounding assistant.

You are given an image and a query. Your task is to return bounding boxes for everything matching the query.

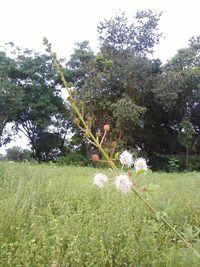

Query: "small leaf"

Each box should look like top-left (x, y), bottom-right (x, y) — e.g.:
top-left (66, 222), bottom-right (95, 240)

top-left (114, 152), bottom-right (119, 160)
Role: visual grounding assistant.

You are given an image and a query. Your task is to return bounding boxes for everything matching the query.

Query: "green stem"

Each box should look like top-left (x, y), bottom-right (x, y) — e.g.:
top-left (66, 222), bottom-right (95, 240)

top-left (132, 187), bottom-right (191, 247)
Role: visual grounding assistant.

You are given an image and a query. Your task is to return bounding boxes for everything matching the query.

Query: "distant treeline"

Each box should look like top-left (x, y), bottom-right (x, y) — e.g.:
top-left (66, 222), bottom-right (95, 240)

top-left (0, 11), bottom-right (200, 170)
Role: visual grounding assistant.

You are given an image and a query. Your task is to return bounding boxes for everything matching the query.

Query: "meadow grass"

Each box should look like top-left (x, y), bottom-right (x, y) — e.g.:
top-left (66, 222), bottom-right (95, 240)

top-left (0, 162), bottom-right (200, 266)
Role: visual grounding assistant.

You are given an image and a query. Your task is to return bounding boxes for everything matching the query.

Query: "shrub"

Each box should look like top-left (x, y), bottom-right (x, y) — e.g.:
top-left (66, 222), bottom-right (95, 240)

top-left (187, 156), bottom-right (200, 171)
top-left (167, 157), bottom-right (180, 172)
top-left (56, 153), bottom-right (90, 166)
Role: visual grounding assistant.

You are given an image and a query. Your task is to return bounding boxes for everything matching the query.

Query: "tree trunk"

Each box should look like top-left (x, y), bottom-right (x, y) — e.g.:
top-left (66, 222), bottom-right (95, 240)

top-left (191, 135), bottom-right (200, 154)
top-left (186, 146), bottom-right (189, 167)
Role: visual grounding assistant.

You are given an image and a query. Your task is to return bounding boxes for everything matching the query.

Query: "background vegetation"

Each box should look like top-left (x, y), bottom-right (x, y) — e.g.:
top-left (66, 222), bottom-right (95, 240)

top-left (1, 10), bottom-right (200, 170)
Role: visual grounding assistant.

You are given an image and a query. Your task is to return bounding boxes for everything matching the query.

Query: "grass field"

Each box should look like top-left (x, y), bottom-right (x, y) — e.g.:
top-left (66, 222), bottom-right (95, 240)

top-left (0, 162), bottom-right (200, 266)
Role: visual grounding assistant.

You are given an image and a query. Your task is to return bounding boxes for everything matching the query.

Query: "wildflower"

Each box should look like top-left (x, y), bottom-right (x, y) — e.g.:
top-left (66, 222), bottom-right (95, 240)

top-left (134, 158), bottom-right (148, 172)
top-left (119, 151), bottom-right (133, 167)
top-left (93, 173), bottom-right (108, 188)
top-left (115, 174), bottom-right (132, 193)
top-left (91, 154), bottom-right (99, 161)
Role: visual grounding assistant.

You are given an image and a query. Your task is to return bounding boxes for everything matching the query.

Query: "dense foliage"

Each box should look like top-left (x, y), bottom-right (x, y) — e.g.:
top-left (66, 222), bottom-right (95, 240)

top-left (0, 163), bottom-right (200, 266)
top-left (0, 11), bottom-right (200, 169)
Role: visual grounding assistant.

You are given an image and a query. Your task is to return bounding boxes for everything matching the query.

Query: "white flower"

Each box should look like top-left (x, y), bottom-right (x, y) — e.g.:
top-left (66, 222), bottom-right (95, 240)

top-left (134, 158), bottom-right (148, 172)
top-left (93, 173), bottom-right (108, 188)
top-left (119, 151), bottom-right (133, 167)
top-left (115, 174), bottom-right (132, 193)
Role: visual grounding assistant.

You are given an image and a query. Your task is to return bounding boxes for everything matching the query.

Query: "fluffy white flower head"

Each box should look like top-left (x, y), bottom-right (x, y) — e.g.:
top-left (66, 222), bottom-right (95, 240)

top-left (115, 174), bottom-right (132, 193)
top-left (119, 151), bottom-right (133, 167)
top-left (93, 173), bottom-right (108, 188)
top-left (134, 158), bottom-right (148, 172)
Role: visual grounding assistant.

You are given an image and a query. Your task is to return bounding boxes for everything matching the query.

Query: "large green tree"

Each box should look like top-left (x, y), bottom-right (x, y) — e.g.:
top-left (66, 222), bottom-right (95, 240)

top-left (146, 36), bottom-right (200, 167)
top-left (66, 13), bottom-right (200, 168)
top-left (0, 44), bottom-right (70, 160)
top-left (162, 37), bottom-right (200, 154)
top-left (0, 48), bottom-right (23, 146)
top-left (98, 10), bottom-right (162, 56)
top-left (66, 11), bottom-right (163, 152)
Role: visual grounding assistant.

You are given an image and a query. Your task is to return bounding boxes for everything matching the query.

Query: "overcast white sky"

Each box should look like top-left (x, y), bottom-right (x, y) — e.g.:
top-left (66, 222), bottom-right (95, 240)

top-left (0, 0), bottom-right (200, 153)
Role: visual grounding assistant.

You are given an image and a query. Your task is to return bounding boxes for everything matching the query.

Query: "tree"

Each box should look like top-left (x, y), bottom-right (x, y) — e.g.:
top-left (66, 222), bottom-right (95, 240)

top-left (6, 146), bottom-right (32, 161)
top-left (67, 11), bottom-right (163, 152)
top-left (178, 119), bottom-right (196, 166)
top-left (33, 132), bottom-right (64, 161)
top-left (162, 36), bottom-right (200, 155)
top-left (0, 49), bottom-right (23, 146)
top-left (97, 10), bottom-right (162, 57)
top-left (0, 43), bottom-right (71, 161)
top-left (152, 71), bottom-right (183, 112)
top-left (9, 45), bottom-right (68, 155)
top-left (0, 153), bottom-right (5, 161)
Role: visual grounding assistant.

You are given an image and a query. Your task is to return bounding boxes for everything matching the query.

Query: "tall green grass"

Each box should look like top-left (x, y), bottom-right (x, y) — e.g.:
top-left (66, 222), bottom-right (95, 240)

top-left (0, 162), bottom-right (200, 266)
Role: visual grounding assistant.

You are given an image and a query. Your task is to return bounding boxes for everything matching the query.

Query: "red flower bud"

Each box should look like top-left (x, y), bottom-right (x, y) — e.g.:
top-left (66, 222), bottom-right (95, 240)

top-left (127, 170), bottom-right (132, 177)
top-left (91, 154), bottom-right (99, 161)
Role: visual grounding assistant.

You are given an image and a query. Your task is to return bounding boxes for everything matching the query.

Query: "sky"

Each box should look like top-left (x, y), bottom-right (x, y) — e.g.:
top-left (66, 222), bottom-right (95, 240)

top-left (0, 0), bottom-right (200, 154)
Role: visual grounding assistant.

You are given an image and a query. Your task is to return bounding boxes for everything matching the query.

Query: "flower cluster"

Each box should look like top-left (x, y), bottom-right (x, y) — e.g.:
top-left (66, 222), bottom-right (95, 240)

top-left (134, 158), bottom-right (148, 172)
top-left (115, 174), bottom-right (133, 193)
top-left (119, 151), bottom-right (133, 167)
top-left (93, 150), bottom-right (148, 193)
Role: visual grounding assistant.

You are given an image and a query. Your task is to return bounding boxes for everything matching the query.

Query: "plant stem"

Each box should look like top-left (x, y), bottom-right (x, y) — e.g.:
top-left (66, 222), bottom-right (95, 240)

top-left (131, 187), bottom-right (191, 247)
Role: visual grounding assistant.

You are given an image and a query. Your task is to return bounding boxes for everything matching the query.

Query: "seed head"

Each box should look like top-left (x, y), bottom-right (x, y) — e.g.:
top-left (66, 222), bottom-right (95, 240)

top-left (111, 141), bottom-right (117, 147)
top-left (134, 158), bottom-right (148, 172)
top-left (91, 154), bottom-right (99, 161)
top-left (73, 118), bottom-right (80, 126)
top-left (103, 124), bottom-right (110, 132)
top-left (80, 101), bottom-right (84, 108)
top-left (119, 151), bottom-right (133, 167)
top-left (93, 173), bottom-right (108, 188)
top-left (115, 174), bottom-right (132, 193)
top-left (87, 116), bottom-right (93, 123)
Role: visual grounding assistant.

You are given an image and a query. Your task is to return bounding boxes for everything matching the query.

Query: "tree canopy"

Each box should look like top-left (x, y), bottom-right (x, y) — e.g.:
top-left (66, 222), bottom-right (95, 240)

top-left (1, 11), bottom-right (200, 169)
